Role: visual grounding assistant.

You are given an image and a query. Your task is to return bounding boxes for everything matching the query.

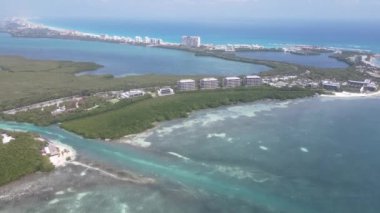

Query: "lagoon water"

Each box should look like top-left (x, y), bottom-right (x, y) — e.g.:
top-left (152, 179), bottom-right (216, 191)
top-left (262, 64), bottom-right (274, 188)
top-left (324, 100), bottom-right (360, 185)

top-left (1, 97), bottom-right (380, 213)
top-left (0, 33), bottom-right (267, 76)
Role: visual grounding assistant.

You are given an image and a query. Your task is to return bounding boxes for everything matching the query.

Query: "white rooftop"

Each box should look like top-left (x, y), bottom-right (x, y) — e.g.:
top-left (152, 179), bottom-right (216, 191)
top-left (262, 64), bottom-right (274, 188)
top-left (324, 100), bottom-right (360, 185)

top-left (225, 77), bottom-right (241, 80)
top-left (179, 79), bottom-right (195, 83)
top-left (246, 75), bottom-right (261, 79)
top-left (159, 87), bottom-right (174, 91)
top-left (129, 89), bottom-right (144, 93)
top-left (201, 78), bottom-right (218, 81)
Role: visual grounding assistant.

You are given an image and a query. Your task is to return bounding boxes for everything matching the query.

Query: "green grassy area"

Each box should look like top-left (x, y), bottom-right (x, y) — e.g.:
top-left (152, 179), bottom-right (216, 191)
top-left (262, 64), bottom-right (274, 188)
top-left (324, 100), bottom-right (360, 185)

top-left (0, 131), bottom-right (54, 186)
top-left (0, 56), bottom-right (197, 111)
top-left (198, 51), bottom-right (372, 82)
top-left (61, 87), bottom-right (319, 139)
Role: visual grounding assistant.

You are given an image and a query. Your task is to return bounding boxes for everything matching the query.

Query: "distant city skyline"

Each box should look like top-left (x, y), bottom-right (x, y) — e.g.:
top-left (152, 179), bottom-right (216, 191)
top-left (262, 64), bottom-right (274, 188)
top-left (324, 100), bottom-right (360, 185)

top-left (2, 0), bottom-right (380, 21)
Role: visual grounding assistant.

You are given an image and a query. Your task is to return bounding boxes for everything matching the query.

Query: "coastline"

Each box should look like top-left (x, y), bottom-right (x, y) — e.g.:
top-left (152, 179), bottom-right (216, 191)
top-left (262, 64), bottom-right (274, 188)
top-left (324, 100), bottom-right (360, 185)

top-left (3, 18), bottom-right (374, 61)
top-left (321, 90), bottom-right (380, 98)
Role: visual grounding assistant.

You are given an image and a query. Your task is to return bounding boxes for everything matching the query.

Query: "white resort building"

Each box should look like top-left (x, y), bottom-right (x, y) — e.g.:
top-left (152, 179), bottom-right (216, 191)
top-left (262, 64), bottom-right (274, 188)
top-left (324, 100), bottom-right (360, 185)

top-left (200, 78), bottom-right (219, 90)
top-left (181, 36), bottom-right (201, 48)
top-left (244, 75), bottom-right (262, 87)
top-left (223, 77), bottom-right (241, 88)
top-left (177, 79), bottom-right (197, 91)
top-left (157, 87), bottom-right (175, 96)
top-left (121, 89), bottom-right (145, 99)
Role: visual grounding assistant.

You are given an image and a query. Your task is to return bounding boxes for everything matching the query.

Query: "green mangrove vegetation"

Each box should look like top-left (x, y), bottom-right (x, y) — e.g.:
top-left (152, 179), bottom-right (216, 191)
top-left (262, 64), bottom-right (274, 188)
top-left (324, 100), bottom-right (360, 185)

top-left (0, 56), bottom-right (197, 111)
top-left (61, 87), bottom-right (319, 139)
top-left (0, 131), bottom-right (54, 186)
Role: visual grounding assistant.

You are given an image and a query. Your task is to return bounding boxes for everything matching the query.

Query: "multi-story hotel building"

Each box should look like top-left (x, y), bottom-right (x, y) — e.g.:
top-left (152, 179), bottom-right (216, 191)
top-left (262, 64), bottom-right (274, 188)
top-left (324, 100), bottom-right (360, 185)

top-left (244, 75), bottom-right (262, 87)
top-left (177, 79), bottom-right (197, 91)
top-left (200, 78), bottom-right (219, 90)
top-left (223, 77), bottom-right (241, 88)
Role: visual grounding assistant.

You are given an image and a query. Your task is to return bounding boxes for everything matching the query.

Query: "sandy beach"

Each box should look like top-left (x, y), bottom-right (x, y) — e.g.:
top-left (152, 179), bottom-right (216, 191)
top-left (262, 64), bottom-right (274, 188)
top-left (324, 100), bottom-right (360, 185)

top-left (43, 139), bottom-right (77, 167)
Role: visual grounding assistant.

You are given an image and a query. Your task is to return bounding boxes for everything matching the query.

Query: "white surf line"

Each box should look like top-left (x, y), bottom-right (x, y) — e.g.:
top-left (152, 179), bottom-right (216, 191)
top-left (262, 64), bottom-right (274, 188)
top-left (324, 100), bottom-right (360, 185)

top-left (68, 161), bottom-right (155, 184)
top-left (167, 152), bottom-right (190, 161)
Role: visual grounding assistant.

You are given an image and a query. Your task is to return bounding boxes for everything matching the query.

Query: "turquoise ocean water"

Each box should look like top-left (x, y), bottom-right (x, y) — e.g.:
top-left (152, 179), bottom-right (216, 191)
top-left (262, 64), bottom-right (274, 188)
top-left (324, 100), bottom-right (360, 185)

top-left (1, 97), bottom-right (380, 213)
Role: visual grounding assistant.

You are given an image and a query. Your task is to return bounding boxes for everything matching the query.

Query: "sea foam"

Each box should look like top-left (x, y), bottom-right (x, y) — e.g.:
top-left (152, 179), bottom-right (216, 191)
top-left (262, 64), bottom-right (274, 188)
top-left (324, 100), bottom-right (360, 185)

top-left (156, 101), bottom-right (291, 137)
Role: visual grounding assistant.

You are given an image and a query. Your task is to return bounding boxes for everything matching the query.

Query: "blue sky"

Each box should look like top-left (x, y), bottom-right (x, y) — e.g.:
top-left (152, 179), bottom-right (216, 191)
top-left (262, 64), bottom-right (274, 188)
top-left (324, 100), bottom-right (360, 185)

top-left (2, 0), bottom-right (380, 21)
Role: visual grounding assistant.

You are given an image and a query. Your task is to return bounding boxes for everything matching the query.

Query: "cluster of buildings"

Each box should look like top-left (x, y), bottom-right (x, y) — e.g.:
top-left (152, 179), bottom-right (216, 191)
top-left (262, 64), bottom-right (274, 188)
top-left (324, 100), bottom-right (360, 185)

top-left (6, 18), bottom-right (167, 46)
top-left (176, 75), bottom-right (263, 91)
top-left (6, 19), bottom-right (285, 54)
top-left (321, 79), bottom-right (378, 92)
top-left (348, 79), bottom-right (378, 92)
top-left (134, 36), bottom-right (163, 45)
top-left (251, 74), bottom-right (379, 93)
top-left (212, 44), bottom-right (264, 52)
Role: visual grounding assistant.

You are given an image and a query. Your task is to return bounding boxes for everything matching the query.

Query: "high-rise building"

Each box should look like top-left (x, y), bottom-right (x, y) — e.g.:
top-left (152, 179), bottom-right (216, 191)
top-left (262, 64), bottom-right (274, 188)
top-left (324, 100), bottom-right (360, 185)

top-left (144, 36), bottom-right (150, 44)
top-left (135, 36), bottom-right (143, 43)
top-left (181, 36), bottom-right (201, 48)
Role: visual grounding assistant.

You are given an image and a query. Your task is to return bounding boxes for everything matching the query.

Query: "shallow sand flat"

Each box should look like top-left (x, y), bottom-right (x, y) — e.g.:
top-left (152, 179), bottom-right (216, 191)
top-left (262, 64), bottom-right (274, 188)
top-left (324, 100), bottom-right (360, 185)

top-left (46, 140), bottom-right (77, 167)
top-left (0, 158), bottom-right (154, 205)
